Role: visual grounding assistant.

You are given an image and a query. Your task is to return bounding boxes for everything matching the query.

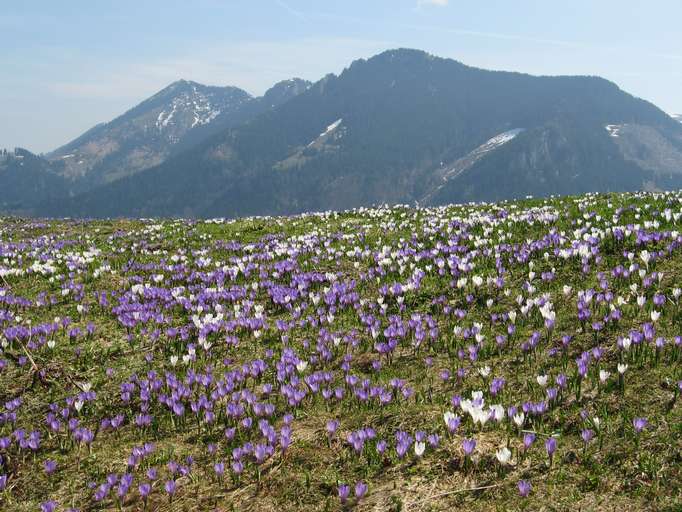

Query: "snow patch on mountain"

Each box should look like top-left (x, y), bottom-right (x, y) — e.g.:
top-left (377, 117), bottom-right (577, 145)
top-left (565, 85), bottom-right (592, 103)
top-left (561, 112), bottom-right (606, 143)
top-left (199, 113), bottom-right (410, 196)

top-left (441, 128), bottom-right (524, 181)
top-left (419, 128), bottom-right (524, 204)
top-left (605, 124), bottom-right (623, 137)
top-left (307, 119), bottom-right (343, 147)
top-left (155, 85), bottom-right (225, 133)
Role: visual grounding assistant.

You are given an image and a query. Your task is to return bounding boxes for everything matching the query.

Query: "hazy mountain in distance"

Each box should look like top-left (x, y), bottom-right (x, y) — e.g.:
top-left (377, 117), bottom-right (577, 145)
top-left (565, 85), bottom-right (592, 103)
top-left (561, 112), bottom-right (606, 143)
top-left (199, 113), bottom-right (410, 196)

top-left (47, 49), bottom-right (682, 218)
top-left (48, 81), bottom-right (251, 188)
top-left (0, 148), bottom-right (69, 213)
top-left (47, 78), bottom-right (311, 191)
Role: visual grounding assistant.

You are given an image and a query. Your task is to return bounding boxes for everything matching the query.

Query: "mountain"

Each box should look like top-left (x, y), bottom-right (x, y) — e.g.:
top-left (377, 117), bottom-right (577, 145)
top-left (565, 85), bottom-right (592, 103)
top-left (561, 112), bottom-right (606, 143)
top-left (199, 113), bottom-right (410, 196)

top-left (47, 48), bottom-right (682, 219)
top-left (167, 78), bottom-right (311, 157)
top-left (47, 78), bottom-right (311, 190)
top-left (673, 114), bottom-right (682, 123)
top-left (48, 80), bottom-right (251, 188)
top-left (0, 148), bottom-right (70, 213)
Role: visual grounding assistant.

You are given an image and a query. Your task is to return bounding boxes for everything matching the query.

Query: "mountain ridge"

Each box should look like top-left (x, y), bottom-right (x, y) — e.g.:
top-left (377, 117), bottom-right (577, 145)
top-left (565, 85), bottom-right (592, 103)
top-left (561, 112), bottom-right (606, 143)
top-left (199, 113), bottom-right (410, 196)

top-left (46, 77), bottom-right (311, 190)
top-left (4, 48), bottom-right (681, 218)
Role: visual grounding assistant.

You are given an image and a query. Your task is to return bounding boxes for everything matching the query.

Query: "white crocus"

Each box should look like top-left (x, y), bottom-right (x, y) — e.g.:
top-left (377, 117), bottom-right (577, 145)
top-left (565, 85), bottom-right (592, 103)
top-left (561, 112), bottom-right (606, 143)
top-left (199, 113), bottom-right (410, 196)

top-left (640, 250), bottom-right (650, 267)
top-left (513, 412), bottom-right (525, 427)
top-left (495, 446), bottom-right (512, 465)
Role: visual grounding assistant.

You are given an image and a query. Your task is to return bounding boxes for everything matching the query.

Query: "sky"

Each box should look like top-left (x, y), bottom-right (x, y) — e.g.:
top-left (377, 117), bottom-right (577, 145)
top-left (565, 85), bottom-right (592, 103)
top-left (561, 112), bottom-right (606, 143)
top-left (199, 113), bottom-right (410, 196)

top-left (2, 0), bottom-right (681, 153)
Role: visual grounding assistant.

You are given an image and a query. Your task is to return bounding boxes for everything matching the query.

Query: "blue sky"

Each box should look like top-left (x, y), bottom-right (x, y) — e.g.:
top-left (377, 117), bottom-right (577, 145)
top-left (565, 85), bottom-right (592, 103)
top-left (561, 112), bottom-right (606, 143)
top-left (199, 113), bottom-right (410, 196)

top-left (2, 0), bottom-right (681, 153)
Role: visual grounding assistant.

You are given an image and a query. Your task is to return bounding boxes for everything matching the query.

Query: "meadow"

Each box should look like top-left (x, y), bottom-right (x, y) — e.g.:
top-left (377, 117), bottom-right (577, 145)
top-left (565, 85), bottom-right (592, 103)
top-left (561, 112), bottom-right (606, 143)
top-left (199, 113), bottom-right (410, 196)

top-left (0, 191), bottom-right (680, 511)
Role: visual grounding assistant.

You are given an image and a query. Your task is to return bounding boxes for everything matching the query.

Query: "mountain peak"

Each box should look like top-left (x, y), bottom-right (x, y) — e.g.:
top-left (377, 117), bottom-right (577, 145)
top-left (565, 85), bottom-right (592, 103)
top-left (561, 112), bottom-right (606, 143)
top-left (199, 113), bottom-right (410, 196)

top-left (47, 78), bottom-right (253, 184)
top-left (376, 48), bottom-right (433, 59)
top-left (262, 78), bottom-right (312, 105)
top-left (369, 48), bottom-right (464, 67)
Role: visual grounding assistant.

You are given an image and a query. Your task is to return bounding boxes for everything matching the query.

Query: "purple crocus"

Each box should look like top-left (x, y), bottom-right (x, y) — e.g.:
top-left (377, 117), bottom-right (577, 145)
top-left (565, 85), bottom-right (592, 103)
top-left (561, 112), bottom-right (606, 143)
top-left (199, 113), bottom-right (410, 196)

top-left (139, 482), bottom-right (151, 499)
top-left (41, 502), bottom-right (58, 512)
top-left (355, 481), bottom-right (368, 499)
top-left (338, 484), bottom-right (350, 504)
top-left (326, 419), bottom-right (339, 436)
top-left (633, 417), bottom-right (648, 433)
top-left (164, 479), bottom-right (176, 498)
top-left (462, 438), bottom-right (476, 456)
top-left (231, 460), bottom-right (244, 475)
top-left (44, 459), bottom-right (58, 475)
top-left (376, 439), bottom-right (387, 454)
top-left (581, 429), bottom-right (594, 444)
top-left (545, 436), bottom-right (557, 466)
top-left (517, 479), bottom-right (532, 497)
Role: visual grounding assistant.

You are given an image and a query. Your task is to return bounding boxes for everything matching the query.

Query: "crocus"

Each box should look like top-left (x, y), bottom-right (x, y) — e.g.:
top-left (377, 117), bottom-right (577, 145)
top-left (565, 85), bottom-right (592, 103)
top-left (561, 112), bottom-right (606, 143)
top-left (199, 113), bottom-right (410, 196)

top-left (545, 437), bottom-right (557, 466)
top-left (518, 479), bottom-right (532, 497)
top-left (513, 412), bottom-right (525, 428)
top-left (44, 459), bottom-right (57, 475)
top-left (326, 419), bottom-right (339, 436)
top-left (495, 446), bottom-right (511, 465)
top-left (462, 438), bottom-right (476, 456)
top-left (338, 484), bottom-right (350, 504)
top-left (581, 429), bottom-right (594, 444)
top-left (355, 481), bottom-right (368, 499)
top-left (139, 482), bottom-right (151, 499)
top-left (633, 417), bottom-right (648, 433)
top-left (164, 479), bottom-right (176, 498)
top-left (41, 502), bottom-right (58, 512)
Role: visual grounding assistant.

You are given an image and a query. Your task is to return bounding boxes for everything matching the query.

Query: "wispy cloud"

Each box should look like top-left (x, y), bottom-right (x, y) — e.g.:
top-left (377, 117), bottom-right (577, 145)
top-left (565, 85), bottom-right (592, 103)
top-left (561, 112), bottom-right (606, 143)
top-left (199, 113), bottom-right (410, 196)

top-left (274, 0), bottom-right (307, 20)
top-left (417, 0), bottom-right (449, 6)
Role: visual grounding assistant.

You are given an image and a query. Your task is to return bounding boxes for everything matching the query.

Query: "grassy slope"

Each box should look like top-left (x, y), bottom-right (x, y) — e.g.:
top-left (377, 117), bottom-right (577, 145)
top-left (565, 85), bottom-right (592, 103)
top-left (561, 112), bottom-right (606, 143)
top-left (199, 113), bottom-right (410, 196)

top-left (0, 192), bottom-right (680, 512)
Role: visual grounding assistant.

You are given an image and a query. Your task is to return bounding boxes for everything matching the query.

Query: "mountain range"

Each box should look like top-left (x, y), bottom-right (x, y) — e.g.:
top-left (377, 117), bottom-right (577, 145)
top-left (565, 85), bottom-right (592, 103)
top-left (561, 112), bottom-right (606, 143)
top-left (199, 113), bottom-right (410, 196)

top-left (2, 49), bottom-right (682, 218)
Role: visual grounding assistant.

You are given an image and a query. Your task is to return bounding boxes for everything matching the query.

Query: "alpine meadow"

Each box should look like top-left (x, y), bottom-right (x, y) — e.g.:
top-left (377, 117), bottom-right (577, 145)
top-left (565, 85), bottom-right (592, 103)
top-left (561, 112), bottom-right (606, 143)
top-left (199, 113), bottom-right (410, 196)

top-left (1, 2), bottom-right (682, 511)
top-left (1, 192), bottom-right (681, 510)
